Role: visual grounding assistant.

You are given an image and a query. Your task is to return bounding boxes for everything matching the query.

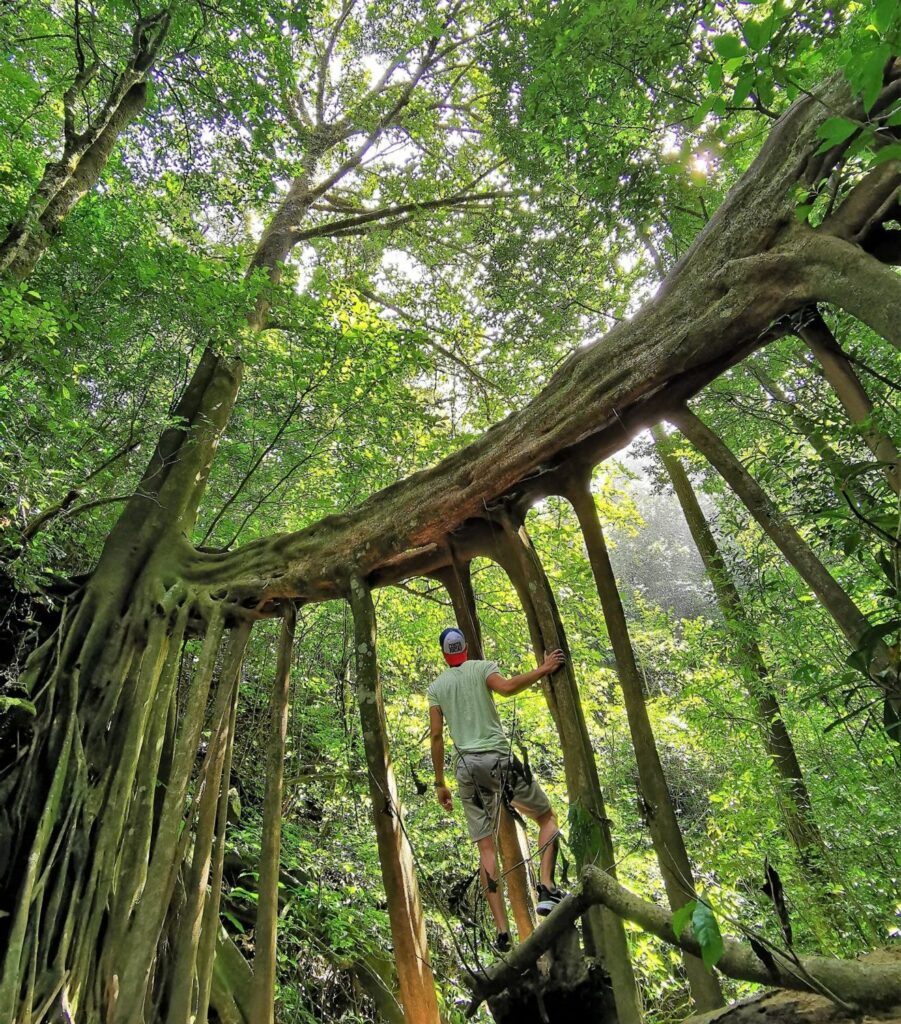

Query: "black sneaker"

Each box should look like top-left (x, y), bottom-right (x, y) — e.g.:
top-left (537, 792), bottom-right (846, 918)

top-left (495, 931), bottom-right (512, 953)
top-left (536, 884), bottom-right (566, 916)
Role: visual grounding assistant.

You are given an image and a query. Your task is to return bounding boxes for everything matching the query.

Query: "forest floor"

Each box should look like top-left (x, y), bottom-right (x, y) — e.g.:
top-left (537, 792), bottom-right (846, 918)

top-left (688, 949), bottom-right (901, 1024)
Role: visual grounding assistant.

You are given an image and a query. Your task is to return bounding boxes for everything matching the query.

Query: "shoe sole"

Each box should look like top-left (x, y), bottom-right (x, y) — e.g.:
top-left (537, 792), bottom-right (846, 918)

top-left (536, 901), bottom-right (559, 916)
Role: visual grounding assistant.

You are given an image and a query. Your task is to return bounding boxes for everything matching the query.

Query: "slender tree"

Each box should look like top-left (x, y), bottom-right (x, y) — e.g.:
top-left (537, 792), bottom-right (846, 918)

top-left (348, 574), bottom-right (440, 1024)
top-left (564, 475), bottom-right (724, 1012)
top-left (494, 511), bottom-right (644, 1024)
top-left (668, 407), bottom-right (897, 695)
top-left (798, 309), bottom-right (901, 496)
top-left (0, 7), bottom-right (171, 280)
top-left (252, 606), bottom-right (298, 1024)
top-left (650, 423), bottom-right (826, 861)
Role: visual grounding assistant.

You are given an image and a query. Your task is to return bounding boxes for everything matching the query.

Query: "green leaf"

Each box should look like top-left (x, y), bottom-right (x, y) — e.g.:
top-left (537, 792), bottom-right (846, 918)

top-left (873, 0), bottom-right (898, 35)
top-left (853, 43), bottom-right (890, 112)
top-left (691, 900), bottom-right (725, 970)
top-left (707, 63), bottom-right (724, 89)
top-left (671, 899), bottom-right (697, 939)
top-left (871, 143), bottom-right (901, 165)
top-left (713, 33), bottom-right (744, 59)
top-left (814, 116), bottom-right (858, 154)
top-left (0, 696), bottom-right (37, 716)
top-left (742, 15), bottom-right (775, 51)
top-left (733, 72), bottom-right (755, 107)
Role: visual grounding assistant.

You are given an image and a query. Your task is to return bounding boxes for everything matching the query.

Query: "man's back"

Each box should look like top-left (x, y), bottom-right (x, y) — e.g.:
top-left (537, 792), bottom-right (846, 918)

top-left (427, 659), bottom-right (506, 754)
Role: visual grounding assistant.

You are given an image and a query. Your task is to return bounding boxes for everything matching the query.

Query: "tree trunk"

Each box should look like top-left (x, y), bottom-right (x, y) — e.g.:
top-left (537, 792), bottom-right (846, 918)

top-left (0, 350), bottom-right (246, 1022)
top-left (651, 425), bottom-right (826, 862)
top-left (252, 605), bottom-right (297, 1024)
top-left (431, 560), bottom-right (537, 943)
top-left (668, 407), bottom-right (898, 698)
top-left (0, 11), bottom-right (170, 282)
top-left (799, 309), bottom-right (901, 497)
top-left (347, 573), bottom-right (440, 1024)
top-left (494, 513), bottom-right (644, 1024)
top-left (211, 926), bottom-right (255, 1024)
top-left (166, 621), bottom-right (249, 1024)
top-left (565, 477), bottom-right (724, 1012)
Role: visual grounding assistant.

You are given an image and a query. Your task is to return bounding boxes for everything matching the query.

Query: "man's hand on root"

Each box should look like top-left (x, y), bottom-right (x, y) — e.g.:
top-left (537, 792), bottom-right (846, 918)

top-left (435, 784), bottom-right (453, 811)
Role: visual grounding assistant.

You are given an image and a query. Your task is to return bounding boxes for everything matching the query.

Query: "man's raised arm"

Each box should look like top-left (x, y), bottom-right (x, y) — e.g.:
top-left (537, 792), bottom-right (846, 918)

top-left (486, 650), bottom-right (565, 697)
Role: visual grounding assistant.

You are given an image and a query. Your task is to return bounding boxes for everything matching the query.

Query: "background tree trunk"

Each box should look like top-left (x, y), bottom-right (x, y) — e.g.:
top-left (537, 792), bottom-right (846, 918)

top-left (799, 309), bottom-right (901, 496)
top-left (651, 425), bottom-right (826, 863)
top-left (495, 513), bottom-right (644, 1024)
top-left (252, 605), bottom-right (298, 1024)
top-left (565, 476), bottom-right (724, 1012)
top-left (347, 574), bottom-right (441, 1024)
top-left (668, 407), bottom-right (897, 696)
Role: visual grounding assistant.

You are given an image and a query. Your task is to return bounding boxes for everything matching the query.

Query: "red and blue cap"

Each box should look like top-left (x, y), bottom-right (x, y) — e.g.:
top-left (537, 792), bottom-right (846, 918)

top-left (439, 627), bottom-right (467, 666)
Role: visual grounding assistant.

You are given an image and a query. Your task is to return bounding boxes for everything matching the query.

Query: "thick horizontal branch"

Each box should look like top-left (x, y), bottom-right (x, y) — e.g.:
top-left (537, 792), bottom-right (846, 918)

top-left (464, 865), bottom-right (901, 1017)
top-left (181, 72), bottom-right (898, 607)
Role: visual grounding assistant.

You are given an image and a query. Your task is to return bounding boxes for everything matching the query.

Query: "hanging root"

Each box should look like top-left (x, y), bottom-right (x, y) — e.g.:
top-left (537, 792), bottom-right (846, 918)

top-left (0, 573), bottom-right (254, 1024)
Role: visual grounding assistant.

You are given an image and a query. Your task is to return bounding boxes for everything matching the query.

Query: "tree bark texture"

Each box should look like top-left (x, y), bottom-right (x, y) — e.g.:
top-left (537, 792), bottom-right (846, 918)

top-left (668, 407), bottom-right (898, 700)
top-left (565, 478), bottom-right (724, 1012)
top-left (493, 514), bottom-right (644, 1024)
top-left (0, 351), bottom-right (246, 1022)
top-left (252, 605), bottom-right (297, 1024)
top-left (651, 426), bottom-right (825, 861)
top-left (799, 309), bottom-right (901, 497)
top-left (347, 574), bottom-right (441, 1024)
top-left (431, 561), bottom-right (537, 943)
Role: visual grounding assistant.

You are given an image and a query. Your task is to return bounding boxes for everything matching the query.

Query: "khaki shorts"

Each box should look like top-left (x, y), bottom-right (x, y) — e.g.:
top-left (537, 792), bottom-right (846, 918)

top-left (455, 750), bottom-right (552, 842)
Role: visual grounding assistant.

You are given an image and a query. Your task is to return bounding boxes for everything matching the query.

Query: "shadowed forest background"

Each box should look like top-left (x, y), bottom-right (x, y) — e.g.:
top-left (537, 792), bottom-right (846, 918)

top-left (1, 0), bottom-right (899, 1022)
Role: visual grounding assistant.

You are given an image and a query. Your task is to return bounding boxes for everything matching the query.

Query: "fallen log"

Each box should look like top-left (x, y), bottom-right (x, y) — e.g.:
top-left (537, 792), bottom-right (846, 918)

top-left (465, 866), bottom-right (901, 1017)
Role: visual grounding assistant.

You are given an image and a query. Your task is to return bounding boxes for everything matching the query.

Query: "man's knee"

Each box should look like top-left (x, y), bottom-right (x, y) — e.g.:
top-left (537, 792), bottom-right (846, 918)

top-left (477, 835), bottom-right (498, 865)
top-left (536, 807), bottom-right (557, 829)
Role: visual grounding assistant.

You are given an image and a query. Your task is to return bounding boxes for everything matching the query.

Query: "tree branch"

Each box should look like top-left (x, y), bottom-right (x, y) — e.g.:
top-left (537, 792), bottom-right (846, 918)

top-left (292, 190), bottom-right (510, 242)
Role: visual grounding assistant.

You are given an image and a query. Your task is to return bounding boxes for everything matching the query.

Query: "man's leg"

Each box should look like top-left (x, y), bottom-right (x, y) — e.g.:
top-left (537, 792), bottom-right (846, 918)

top-left (534, 808), bottom-right (560, 890)
top-left (476, 835), bottom-right (510, 934)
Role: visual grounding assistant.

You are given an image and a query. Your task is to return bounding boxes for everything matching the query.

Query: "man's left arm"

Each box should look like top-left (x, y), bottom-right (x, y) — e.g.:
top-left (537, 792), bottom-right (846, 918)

top-left (429, 705), bottom-right (453, 811)
top-left (486, 650), bottom-right (565, 696)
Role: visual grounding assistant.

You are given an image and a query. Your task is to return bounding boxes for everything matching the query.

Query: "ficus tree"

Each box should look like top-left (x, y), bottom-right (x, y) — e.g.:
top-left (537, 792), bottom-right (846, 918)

top-left (1, 0), bottom-right (900, 1021)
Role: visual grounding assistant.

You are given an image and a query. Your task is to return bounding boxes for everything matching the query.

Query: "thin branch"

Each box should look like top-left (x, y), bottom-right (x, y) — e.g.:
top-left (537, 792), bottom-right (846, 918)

top-left (292, 190), bottom-right (510, 242)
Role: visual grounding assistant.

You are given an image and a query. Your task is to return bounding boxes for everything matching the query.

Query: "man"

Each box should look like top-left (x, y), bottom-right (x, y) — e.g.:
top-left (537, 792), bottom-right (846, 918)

top-left (427, 626), bottom-right (567, 953)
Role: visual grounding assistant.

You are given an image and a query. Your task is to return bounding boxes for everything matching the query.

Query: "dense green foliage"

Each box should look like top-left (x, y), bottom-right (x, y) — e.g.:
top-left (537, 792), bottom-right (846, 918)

top-left (2, 0), bottom-right (899, 1021)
